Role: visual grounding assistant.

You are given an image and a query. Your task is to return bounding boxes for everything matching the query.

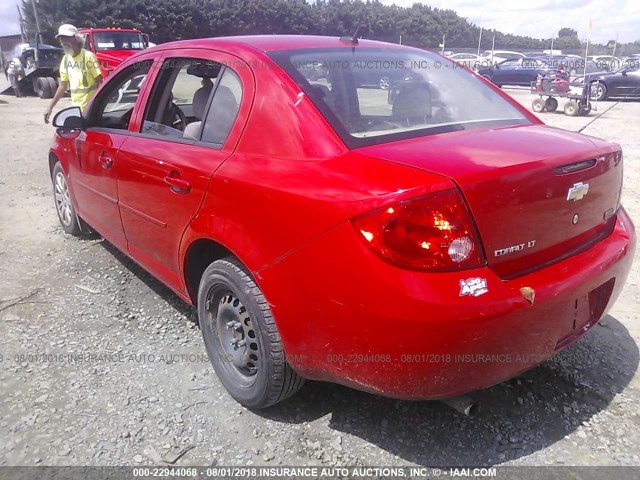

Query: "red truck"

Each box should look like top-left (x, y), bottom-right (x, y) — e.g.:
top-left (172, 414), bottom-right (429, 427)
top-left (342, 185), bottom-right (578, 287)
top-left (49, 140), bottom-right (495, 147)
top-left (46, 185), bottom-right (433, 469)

top-left (78, 27), bottom-right (149, 78)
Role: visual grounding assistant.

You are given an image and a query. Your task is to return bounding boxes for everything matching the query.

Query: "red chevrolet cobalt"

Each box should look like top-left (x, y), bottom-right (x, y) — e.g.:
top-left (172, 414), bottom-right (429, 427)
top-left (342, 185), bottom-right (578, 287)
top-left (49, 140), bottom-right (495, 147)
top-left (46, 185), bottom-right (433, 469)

top-left (48, 36), bottom-right (636, 408)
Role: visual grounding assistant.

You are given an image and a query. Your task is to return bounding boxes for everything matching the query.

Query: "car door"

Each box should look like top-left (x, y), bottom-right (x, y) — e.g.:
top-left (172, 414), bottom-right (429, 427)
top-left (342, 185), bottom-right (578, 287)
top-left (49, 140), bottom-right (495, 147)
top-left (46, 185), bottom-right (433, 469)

top-left (609, 65), bottom-right (640, 97)
top-left (495, 59), bottom-right (519, 84)
top-left (72, 58), bottom-right (154, 252)
top-left (513, 58), bottom-right (538, 85)
top-left (116, 50), bottom-right (254, 289)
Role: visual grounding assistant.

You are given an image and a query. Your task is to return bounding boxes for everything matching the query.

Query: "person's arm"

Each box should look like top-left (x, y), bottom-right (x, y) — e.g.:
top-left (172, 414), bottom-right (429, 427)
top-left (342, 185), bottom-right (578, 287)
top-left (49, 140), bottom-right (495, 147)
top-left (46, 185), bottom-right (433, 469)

top-left (85, 74), bottom-right (103, 105)
top-left (44, 80), bottom-right (69, 124)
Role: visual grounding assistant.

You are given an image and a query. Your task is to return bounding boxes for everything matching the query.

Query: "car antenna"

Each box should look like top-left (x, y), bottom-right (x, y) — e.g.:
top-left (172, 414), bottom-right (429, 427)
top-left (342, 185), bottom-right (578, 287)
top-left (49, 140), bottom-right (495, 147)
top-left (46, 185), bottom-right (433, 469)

top-left (577, 83), bottom-right (640, 133)
top-left (340, 25), bottom-right (366, 45)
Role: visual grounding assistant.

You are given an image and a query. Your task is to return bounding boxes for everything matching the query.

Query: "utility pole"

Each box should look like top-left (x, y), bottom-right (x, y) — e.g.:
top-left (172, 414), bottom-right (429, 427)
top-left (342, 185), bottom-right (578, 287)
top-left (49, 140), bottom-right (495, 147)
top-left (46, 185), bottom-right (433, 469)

top-left (17, 5), bottom-right (26, 43)
top-left (477, 27), bottom-right (482, 56)
top-left (31, 0), bottom-right (41, 34)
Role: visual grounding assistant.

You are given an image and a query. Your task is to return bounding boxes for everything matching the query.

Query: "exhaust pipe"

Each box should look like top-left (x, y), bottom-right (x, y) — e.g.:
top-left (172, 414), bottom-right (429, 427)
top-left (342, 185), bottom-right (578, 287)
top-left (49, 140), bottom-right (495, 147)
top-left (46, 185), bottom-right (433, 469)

top-left (441, 395), bottom-right (478, 416)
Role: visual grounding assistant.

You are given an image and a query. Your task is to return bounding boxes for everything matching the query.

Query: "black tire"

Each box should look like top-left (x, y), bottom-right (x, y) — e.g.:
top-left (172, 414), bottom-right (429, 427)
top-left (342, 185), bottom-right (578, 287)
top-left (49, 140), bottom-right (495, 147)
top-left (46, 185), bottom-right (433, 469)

top-left (564, 100), bottom-right (579, 116)
top-left (46, 77), bottom-right (58, 97)
top-left (532, 98), bottom-right (545, 113)
top-left (481, 74), bottom-right (492, 83)
top-left (41, 77), bottom-right (53, 99)
top-left (545, 97), bottom-right (559, 112)
top-left (52, 162), bottom-right (82, 235)
top-left (580, 103), bottom-right (592, 115)
top-left (35, 77), bottom-right (46, 98)
top-left (198, 258), bottom-right (305, 408)
top-left (590, 82), bottom-right (607, 101)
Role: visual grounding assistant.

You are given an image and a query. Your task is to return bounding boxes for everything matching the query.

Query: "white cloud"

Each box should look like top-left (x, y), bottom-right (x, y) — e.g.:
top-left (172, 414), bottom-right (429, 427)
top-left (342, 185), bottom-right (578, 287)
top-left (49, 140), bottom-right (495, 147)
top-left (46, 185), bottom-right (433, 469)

top-left (382, 0), bottom-right (640, 43)
top-left (0, 0), bottom-right (22, 37)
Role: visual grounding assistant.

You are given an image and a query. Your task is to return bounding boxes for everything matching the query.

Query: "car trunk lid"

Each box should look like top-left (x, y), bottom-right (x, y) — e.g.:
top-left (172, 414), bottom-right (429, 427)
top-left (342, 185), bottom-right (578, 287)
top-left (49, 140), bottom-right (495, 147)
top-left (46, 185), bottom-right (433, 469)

top-left (357, 124), bottom-right (622, 278)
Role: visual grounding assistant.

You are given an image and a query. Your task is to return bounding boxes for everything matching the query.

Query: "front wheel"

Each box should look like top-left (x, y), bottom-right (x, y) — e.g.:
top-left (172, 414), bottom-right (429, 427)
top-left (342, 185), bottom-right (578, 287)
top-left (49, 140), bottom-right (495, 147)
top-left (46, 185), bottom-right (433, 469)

top-left (564, 100), bottom-right (579, 116)
top-left (198, 258), bottom-right (305, 408)
top-left (52, 162), bottom-right (82, 235)
top-left (532, 98), bottom-right (545, 112)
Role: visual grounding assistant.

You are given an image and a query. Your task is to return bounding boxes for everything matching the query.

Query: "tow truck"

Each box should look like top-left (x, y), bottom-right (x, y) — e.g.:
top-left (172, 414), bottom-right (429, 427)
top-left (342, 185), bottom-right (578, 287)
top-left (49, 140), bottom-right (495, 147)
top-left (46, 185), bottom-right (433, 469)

top-left (78, 27), bottom-right (149, 78)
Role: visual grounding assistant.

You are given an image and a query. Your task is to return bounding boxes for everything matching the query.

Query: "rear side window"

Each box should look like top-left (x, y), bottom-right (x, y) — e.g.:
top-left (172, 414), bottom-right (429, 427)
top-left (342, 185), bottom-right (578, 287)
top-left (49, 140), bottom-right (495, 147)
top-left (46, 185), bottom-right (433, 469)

top-left (200, 69), bottom-right (242, 145)
top-left (141, 58), bottom-right (222, 141)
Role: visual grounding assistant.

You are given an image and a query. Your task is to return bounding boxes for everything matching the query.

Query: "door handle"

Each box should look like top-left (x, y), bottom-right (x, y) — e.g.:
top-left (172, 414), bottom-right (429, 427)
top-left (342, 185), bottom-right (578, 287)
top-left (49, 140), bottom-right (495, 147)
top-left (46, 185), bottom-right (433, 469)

top-left (164, 171), bottom-right (192, 193)
top-left (98, 152), bottom-right (113, 169)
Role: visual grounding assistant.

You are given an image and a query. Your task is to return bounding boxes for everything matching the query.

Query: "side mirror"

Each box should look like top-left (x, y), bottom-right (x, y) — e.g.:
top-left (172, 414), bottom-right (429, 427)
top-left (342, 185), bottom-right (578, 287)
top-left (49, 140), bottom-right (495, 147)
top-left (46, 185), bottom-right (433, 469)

top-left (142, 34), bottom-right (150, 49)
top-left (53, 106), bottom-right (83, 139)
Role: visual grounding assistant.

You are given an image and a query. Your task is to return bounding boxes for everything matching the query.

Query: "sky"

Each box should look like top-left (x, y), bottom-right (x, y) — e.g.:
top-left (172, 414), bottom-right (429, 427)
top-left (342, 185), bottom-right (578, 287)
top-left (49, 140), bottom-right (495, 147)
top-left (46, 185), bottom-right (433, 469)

top-left (0, 0), bottom-right (22, 38)
top-left (383, 0), bottom-right (640, 44)
top-left (1, 0), bottom-right (638, 43)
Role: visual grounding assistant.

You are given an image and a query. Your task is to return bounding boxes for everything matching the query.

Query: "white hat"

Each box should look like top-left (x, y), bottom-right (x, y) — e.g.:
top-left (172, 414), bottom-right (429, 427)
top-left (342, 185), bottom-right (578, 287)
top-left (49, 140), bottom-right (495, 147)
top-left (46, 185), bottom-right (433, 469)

top-left (55, 24), bottom-right (82, 39)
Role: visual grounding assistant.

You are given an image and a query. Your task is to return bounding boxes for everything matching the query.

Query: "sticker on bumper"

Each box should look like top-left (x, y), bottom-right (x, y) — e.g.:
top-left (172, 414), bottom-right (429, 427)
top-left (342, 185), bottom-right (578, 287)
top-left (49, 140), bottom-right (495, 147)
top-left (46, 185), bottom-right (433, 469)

top-left (459, 277), bottom-right (488, 297)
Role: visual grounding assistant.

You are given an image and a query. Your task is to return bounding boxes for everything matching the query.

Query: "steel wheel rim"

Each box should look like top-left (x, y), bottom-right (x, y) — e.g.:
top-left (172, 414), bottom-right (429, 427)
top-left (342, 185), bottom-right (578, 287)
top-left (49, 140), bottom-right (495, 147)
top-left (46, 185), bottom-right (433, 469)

top-left (379, 76), bottom-right (390, 89)
top-left (207, 286), bottom-right (259, 384)
top-left (54, 171), bottom-right (73, 227)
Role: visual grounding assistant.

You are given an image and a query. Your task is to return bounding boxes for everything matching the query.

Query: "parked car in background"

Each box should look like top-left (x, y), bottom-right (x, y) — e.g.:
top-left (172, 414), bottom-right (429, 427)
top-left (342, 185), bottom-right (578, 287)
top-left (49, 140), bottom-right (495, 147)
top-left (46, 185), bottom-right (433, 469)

top-left (480, 50), bottom-right (526, 65)
top-left (448, 53), bottom-right (483, 70)
top-left (574, 61), bottom-right (640, 101)
top-left (477, 57), bottom-right (566, 87)
top-left (48, 35), bottom-right (635, 408)
top-left (587, 55), bottom-right (620, 71)
top-left (619, 57), bottom-right (640, 70)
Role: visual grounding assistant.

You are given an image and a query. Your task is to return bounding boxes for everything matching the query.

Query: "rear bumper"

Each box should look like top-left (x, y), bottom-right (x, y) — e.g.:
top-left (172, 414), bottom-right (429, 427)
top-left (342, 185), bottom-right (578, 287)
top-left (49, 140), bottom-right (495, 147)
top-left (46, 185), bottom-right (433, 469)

top-left (257, 207), bottom-right (636, 399)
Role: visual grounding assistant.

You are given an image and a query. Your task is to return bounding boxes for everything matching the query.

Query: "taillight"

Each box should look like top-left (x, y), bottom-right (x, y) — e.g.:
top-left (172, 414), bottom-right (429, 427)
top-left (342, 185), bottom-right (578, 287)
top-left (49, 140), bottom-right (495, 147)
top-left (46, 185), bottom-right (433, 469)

top-left (352, 189), bottom-right (486, 272)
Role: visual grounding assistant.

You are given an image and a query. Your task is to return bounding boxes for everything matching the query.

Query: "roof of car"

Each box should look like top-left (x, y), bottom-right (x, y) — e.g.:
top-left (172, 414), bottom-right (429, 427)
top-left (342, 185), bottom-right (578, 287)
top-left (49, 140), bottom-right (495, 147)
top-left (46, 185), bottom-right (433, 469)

top-left (154, 35), bottom-right (408, 54)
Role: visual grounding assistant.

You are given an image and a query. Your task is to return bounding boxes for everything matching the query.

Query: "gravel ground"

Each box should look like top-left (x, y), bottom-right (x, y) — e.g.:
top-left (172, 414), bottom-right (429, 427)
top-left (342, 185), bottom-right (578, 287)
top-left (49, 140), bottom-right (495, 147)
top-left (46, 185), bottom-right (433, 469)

top-left (0, 83), bottom-right (639, 468)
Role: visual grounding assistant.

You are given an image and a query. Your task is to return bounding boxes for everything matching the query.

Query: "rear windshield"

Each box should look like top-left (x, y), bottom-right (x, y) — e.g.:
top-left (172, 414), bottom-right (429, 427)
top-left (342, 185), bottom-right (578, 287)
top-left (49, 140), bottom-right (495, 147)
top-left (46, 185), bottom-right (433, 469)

top-left (270, 47), bottom-right (530, 148)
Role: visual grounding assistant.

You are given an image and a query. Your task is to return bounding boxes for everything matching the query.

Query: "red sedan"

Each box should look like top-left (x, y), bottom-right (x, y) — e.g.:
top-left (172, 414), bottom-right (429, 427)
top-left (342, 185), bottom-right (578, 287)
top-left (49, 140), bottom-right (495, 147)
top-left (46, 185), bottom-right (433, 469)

top-left (48, 35), bottom-right (636, 408)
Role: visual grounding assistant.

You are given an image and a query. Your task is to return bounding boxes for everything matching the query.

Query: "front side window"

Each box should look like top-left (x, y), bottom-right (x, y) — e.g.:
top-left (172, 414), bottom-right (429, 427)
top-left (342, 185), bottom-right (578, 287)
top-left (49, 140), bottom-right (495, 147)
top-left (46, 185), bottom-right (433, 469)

top-left (88, 60), bottom-right (151, 130)
top-left (271, 48), bottom-right (530, 148)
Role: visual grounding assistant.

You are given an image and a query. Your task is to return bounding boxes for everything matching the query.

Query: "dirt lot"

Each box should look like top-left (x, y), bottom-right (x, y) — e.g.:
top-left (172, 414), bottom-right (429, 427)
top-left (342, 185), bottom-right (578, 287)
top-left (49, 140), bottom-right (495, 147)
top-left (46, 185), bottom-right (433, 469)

top-left (1, 81), bottom-right (639, 468)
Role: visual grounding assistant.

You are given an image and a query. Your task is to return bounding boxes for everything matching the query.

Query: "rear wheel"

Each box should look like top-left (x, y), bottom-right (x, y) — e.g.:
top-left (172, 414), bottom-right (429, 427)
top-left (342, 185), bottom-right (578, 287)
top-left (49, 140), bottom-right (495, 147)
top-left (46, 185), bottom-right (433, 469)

top-left (564, 100), bottom-right (579, 116)
top-left (198, 258), bottom-right (305, 408)
top-left (590, 82), bottom-right (607, 101)
top-left (52, 162), bottom-right (82, 235)
top-left (38, 77), bottom-right (52, 99)
top-left (531, 98), bottom-right (545, 112)
top-left (545, 97), bottom-right (559, 112)
top-left (45, 77), bottom-right (58, 97)
top-left (379, 75), bottom-right (391, 90)
top-left (34, 77), bottom-right (44, 98)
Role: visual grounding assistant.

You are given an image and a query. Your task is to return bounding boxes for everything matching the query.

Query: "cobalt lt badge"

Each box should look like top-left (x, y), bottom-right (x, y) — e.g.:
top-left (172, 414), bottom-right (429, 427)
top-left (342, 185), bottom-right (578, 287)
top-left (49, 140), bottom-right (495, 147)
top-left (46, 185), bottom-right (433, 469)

top-left (567, 182), bottom-right (589, 201)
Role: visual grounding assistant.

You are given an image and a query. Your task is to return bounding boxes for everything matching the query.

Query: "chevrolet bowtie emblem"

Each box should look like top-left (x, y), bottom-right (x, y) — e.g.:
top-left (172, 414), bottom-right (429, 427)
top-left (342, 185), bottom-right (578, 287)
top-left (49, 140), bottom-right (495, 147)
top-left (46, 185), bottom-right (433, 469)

top-left (567, 182), bottom-right (589, 201)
